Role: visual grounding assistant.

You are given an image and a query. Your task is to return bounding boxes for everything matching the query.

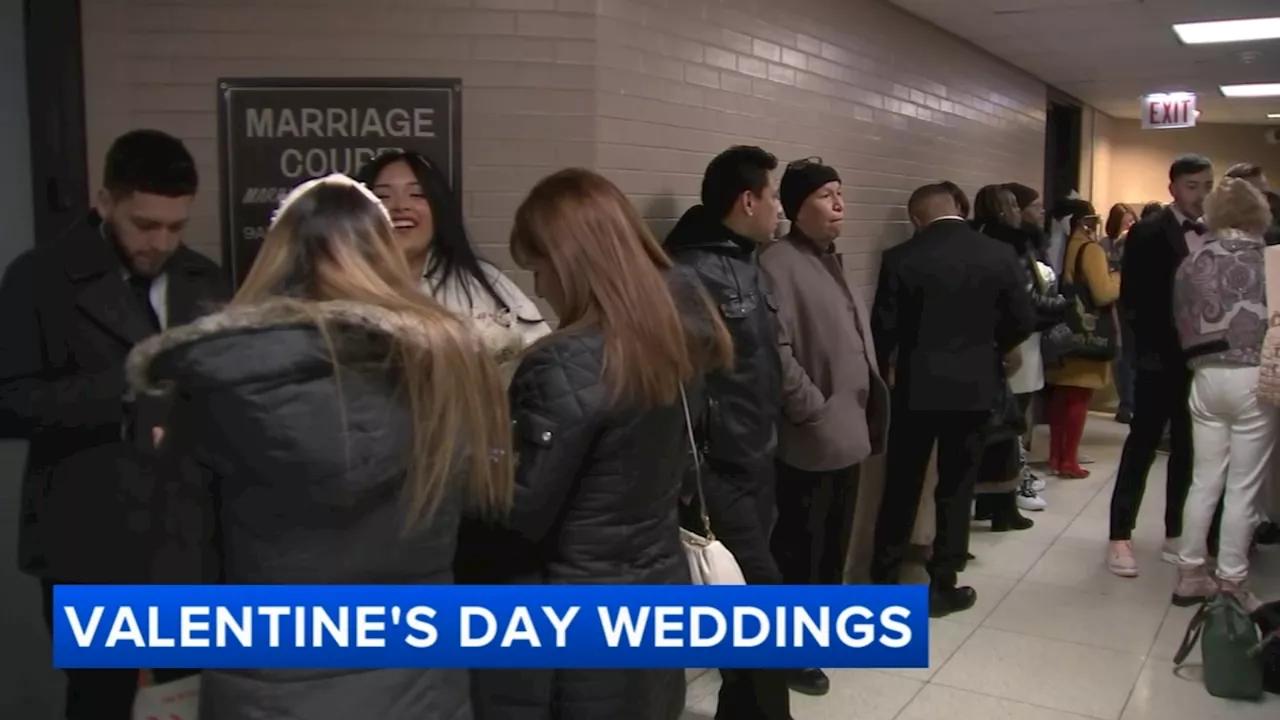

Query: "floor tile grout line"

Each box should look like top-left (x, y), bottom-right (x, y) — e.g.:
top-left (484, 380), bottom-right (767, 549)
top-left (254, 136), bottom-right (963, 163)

top-left (925, 671), bottom-right (1126, 719)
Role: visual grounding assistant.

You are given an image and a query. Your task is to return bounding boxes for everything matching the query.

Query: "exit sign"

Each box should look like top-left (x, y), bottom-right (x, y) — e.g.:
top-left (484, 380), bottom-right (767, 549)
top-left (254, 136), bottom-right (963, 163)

top-left (1142, 93), bottom-right (1198, 129)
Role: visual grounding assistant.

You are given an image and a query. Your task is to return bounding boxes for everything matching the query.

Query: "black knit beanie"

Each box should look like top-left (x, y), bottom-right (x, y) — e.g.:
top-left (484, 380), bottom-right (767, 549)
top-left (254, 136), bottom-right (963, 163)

top-left (1003, 182), bottom-right (1040, 211)
top-left (780, 160), bottom-right (841, 221)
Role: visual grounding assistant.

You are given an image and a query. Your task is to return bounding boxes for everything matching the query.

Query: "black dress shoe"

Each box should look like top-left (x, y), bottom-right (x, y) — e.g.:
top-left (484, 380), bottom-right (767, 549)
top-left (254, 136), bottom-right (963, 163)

top-left (990, 493), bottom-right (1034, 532)
top-left (957, 552), bottom-right (976, 572)
top-left (929, 586), bottom-right (978, 618)
top-left (786, 668), bottom-right (829, 696)
top-left (1115, 408), bottom-right (1132, 424)
top-left (1256, 521), bottom-right (1280, 546)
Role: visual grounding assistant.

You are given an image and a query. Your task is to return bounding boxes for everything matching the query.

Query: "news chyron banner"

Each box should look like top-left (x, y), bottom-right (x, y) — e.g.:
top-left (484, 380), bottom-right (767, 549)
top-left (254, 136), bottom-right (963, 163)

top-left (216, 78), bottom-right (462, 290)
top-left (53, 585), bottom-right (928, 670)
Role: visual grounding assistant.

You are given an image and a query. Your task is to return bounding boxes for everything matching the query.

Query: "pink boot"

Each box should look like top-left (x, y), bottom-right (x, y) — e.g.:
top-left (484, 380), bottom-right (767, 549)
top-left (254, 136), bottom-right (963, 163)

top-left (1218, 577), bottom-right (1262, 614)
top-left (1171, 565), bottom-right (1217, 607)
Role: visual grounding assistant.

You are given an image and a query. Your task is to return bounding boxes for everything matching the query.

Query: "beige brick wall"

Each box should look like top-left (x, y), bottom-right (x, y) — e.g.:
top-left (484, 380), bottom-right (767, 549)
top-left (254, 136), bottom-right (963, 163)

top-left (81, 0), bottom-right (1046, 300)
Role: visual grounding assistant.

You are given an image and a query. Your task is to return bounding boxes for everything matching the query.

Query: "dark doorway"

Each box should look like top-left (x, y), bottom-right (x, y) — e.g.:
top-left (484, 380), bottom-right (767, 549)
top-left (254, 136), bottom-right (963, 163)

top-left (25, 0), bottom-right (89, 245)
top-left (1043, 93), bottom-right (1083, 213)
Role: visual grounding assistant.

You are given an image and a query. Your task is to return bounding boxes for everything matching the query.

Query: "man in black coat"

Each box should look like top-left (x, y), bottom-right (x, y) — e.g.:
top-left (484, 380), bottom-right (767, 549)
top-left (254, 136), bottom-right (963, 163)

top-left (870, 183), bottom-right (1035, 617)
top-left (0, 129), bottom-right (228, 719)
top-left (1108, 154), bottom-right (1214, 577)
top-left (665, 146), bottom-right (795, 714)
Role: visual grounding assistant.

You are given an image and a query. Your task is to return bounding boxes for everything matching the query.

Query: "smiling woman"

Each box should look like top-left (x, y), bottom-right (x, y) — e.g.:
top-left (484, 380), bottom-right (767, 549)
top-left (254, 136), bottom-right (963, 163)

top-left (357, 150), bottom-right (551, 359)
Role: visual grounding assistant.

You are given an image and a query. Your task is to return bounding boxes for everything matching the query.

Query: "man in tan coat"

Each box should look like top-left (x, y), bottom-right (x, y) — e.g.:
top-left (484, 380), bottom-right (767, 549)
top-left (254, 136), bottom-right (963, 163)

top-left (759, 158), bottom-right (890, 697)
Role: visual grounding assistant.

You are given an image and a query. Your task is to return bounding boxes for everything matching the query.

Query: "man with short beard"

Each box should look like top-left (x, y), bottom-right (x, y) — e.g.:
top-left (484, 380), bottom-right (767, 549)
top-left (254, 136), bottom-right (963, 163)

top-left (0, 129), bottom-right (227, 719)
top-left (759, 158), bottom-right (890, 696)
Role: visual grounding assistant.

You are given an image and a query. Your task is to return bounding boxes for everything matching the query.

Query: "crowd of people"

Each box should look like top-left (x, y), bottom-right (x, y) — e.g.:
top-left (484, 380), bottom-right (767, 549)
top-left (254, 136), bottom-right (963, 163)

top-left (2, 128), bottom-right (1279, 720)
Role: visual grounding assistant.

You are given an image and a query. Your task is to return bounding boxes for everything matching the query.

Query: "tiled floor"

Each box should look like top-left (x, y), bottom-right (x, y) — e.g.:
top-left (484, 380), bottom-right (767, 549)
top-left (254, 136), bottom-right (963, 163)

top-left (682, 414), bottom-right (1280, 719)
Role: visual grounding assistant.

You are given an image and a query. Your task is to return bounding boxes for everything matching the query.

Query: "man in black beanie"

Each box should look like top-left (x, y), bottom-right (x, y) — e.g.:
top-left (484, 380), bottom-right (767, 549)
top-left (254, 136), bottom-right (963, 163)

top-left (759, 159), bottom-right (890, 695)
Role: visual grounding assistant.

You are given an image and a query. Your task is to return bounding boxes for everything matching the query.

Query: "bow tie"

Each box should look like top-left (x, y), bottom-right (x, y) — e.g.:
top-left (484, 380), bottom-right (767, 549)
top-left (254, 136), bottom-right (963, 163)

top-left (1182, 219), bottom-right (1207, 235)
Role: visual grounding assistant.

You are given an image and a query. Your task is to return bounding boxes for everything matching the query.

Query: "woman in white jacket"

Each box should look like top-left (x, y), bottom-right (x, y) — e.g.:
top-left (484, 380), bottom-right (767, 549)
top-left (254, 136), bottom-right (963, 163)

top-left (358, 151), bottom-right (551, 362)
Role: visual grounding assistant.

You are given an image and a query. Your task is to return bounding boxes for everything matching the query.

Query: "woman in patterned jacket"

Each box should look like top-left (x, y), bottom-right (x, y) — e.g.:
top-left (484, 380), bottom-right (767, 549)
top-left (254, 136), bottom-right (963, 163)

top-left (1170, 177), bottom-right (1276, 611)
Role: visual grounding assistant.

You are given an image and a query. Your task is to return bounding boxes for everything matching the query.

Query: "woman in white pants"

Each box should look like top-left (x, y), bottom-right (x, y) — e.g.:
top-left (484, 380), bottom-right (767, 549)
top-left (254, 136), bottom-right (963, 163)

top-left (1170, 177), bottom-right (1277, 611)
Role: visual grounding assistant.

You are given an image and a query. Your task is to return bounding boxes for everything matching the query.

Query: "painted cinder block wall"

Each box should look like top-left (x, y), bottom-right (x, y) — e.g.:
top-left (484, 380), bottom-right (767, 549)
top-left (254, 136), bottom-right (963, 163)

top-left (81, 0), bottom-right (1046, 302)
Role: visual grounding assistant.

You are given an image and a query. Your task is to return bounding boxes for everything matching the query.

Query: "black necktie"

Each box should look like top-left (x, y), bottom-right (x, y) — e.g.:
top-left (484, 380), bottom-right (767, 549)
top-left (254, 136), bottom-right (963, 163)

top-left (1182, 219), bottom-right (1206, 235)
top-left (128, 275), bottom-right (161, 331)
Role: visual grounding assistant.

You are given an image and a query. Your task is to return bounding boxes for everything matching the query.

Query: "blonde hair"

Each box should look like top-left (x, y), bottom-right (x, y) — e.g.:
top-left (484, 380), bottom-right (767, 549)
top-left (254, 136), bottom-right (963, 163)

top-left (236, 174), bottom-right (512, 525)
top-left (510, 168), bottom-right (733, 407)
top-left (1206, 177), bottom-right (1272, 236)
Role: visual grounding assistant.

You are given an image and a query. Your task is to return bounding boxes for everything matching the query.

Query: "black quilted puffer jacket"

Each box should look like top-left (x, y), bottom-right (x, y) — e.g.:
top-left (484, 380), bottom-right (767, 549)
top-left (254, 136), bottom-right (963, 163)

top-left (130, 298), bottom-right (473, 720)
top-left (464, 267), bottom-right (719, 720)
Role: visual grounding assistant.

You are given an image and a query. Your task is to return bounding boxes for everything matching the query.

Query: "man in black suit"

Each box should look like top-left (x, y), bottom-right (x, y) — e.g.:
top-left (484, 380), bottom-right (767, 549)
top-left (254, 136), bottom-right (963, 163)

top-left (870, 183), bottom-right (1035, 616)
top-left (0, 129), bottom-right (228, 719)
top-left (1107, 155), bottom-right (1214, 578)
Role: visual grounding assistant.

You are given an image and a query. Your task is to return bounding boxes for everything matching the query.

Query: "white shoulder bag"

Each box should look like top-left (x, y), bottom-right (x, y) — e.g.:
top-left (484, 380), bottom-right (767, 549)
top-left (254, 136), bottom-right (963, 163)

top-left (678, 386), bottom-right (747, 585)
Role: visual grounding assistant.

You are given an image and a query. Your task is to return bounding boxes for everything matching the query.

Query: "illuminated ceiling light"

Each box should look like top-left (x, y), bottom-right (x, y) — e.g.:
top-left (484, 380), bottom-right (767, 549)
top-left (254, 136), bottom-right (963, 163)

top-left (1173, 17), bottom-right (1280, 44)
top-left (1269, 113), bottom-right (1280, 119)
top-left (1220, 83), bottom-right (1280, 98)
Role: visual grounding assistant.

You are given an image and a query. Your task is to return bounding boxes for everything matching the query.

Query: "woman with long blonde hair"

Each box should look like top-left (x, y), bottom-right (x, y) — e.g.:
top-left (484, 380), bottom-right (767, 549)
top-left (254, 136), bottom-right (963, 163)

top-left (128, 173), bottom-right (512, 720)
top-left (462, 168), bottom-right (733, 720)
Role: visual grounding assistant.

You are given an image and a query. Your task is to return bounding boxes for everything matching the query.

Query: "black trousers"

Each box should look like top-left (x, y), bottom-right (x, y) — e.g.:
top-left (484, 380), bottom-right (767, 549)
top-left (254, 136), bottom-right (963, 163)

top-left (694, 461), bottom-right (791, 720)
top-left (771, 462), bottom-right (859, 585)
top-left (42, 580), bottom-right (197, 720)
top-left (872, 409), bottom-right (988, 590)
top-left (1110, 366), bottom-right (1193, 541)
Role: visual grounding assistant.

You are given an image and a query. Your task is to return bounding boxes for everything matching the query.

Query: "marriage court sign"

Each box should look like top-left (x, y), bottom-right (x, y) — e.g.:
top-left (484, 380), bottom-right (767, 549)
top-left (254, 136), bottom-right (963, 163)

top-left (217, 78), bottom-right (462, 288)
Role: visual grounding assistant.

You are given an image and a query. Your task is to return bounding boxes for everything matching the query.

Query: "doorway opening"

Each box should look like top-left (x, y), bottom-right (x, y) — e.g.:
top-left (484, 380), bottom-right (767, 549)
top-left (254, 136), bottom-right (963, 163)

top-left (1043, 94), bottom-right (1083, 213)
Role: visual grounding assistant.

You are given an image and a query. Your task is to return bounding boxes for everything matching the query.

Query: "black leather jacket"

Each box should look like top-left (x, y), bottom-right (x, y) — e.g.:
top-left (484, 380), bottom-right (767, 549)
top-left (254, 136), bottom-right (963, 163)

top-left (975, 220), bottom-right (1067, 331)
top-left (665, 205), bottom-right (782, 473)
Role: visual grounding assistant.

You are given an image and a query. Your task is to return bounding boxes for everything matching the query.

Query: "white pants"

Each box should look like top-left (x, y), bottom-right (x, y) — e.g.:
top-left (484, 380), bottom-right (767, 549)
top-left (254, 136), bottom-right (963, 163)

top-left (1178, 366), bottom-right (1279, 579)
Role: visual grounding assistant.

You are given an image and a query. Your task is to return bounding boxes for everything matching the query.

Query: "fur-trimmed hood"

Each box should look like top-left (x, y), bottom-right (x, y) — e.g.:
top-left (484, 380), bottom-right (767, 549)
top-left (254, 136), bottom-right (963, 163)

top-left (126, 298), bottom-right (520, 397)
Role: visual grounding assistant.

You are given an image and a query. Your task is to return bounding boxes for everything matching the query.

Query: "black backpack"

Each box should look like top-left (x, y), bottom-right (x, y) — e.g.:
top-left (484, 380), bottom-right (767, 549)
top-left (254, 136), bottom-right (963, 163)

top-left (1255, 600), bottom-right (1280, 695)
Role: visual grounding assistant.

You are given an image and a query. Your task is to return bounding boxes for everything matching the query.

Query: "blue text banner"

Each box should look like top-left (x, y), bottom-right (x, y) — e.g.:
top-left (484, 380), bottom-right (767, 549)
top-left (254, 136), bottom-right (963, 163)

top-left (54, 584), bottom-right (929, 670)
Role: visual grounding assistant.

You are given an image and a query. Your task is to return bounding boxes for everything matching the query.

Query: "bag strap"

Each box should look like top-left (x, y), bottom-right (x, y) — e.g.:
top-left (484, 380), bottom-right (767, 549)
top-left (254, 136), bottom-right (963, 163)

top-left (1248, 628), bottom-right (1279, 658)
top-left (678, 385), bottom-right (713, 541)
top-left (1070, 238), bottom-right (1092, 287)
top-left (1173, 601), bottom-right (1210, 666)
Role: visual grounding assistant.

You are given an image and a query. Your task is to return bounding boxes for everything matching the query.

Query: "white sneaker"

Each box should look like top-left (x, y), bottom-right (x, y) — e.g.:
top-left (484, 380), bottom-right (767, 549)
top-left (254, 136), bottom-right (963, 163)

top-left (1017, 491), bottom-right (1047, 511)
top-left (1031, 477), bottom-right (1046, 492)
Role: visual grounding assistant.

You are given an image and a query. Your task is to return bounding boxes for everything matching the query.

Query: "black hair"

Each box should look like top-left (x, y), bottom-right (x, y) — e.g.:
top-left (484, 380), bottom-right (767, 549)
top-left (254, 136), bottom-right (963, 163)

top-left (939, 181), bottom-right (970, 219)
top-left (103, 129), bottom-right (198, 198)
top-left (1104, 203), bottom-right (1134, 239)
top-left (1062, 199), bottom-right (1097, 233)
top-left (701, 145), bottom-right (778, 220)
top-left (1225, 162), bottom-right (1264, 180)
top-left (1140, 201), bottom-right (1164, 220)
top-left (356, 150), bottom-right (505, 310)
top-left (1169, 154), bottom-right (1212, 183)
top-left (971, 185), bottom-right (1010, 228)
top-left (907, 183), bottom-right (957, 217)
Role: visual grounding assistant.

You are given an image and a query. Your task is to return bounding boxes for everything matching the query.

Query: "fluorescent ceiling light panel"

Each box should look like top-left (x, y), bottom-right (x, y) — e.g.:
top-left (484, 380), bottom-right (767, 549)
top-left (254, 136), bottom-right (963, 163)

top-left (1174, 17), bottom-right (1280, 44)
top-left (1269, 113), bottom-right (1280, 119)
top-left (1221, 83), bottom-right (1280, 98)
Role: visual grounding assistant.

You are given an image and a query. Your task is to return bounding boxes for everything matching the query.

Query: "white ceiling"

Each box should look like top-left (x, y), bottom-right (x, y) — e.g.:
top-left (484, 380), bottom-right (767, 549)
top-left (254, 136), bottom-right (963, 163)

top-left (887, 0), bottom-right (1280, 124)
